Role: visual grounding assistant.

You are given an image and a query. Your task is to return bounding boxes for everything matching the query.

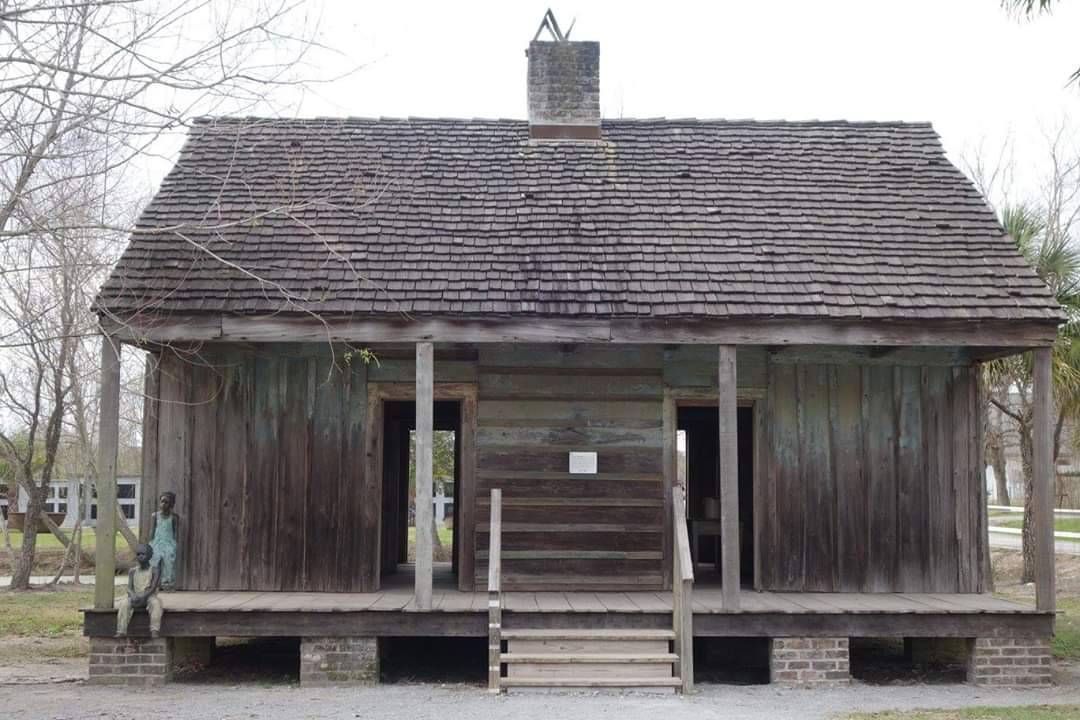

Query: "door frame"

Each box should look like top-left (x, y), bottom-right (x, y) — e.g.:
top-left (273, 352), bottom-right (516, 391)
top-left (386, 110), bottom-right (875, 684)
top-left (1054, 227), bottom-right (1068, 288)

top-left (665, 387), bottom-right (764, 591)
top-left (365, 382), bottom-right (479, 592)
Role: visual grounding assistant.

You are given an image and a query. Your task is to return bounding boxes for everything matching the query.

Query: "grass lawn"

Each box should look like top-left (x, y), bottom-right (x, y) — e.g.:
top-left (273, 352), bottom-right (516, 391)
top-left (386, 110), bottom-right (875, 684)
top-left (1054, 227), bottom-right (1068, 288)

top-left (1053, 596), bottom-right (1080, 660)
top-left (997, 517), bottom-right (1080, 533)
top-left (3, 528), bottom-right (97, 552)
top-left (406, 526), bottom-right (454, 546)
top-left (0, 586), bottom-right (99, 664)
top-left (1, 528), bottom-right (115, 551)
top-left (844, 707), bottom-right (1080, 720)
top-left (0, 588), bottom-right (95, 637)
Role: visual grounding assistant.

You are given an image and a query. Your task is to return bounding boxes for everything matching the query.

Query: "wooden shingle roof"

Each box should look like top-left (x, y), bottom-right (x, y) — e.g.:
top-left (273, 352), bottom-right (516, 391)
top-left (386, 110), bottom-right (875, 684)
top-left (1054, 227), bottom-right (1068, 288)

top-left (96, 116), bottom-right (1061, 325)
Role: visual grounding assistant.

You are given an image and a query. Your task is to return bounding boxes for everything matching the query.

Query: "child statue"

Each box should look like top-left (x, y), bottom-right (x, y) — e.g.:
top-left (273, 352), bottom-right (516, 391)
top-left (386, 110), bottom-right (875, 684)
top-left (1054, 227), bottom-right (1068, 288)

top-left (148, 491), bottom-right (179, 590)
top-left (116, 543), bottom-right (164, 638)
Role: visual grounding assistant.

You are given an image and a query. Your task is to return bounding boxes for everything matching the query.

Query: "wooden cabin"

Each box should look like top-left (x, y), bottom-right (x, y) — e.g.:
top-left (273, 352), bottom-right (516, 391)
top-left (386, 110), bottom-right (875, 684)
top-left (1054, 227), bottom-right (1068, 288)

top-left (85, 33), bottom-right (1061, 691)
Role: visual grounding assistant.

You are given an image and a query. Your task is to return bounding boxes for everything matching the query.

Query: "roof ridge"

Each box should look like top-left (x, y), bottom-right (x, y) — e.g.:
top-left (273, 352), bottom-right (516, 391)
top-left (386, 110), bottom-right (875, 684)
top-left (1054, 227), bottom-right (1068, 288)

top-left (191, 115), bottom-right (935, 128)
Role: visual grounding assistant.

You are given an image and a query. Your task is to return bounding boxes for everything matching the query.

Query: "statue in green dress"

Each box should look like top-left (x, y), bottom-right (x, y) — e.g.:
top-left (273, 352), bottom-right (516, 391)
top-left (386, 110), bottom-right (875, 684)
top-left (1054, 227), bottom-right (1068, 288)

top-left (148, 491), bottom-right (179, 590)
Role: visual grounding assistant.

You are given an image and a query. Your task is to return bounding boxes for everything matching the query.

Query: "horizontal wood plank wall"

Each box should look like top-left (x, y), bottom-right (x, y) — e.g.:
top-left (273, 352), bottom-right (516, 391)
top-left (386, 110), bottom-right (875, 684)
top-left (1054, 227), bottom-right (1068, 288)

top-left (664, 346), bottom-right (767, 390)
top-left (155, 347), bottom-right (372, 592)
top-left (760, 360), bottom-right (984, 593)
top-left (475, 345), bottom-right (666, 591)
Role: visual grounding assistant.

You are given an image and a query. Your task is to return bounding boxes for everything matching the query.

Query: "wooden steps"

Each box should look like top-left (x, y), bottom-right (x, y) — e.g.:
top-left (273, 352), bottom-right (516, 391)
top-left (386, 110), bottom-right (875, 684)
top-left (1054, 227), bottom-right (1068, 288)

top-left (502, 677), bottom-right (683, 689)
top-left (499, 628), bottom-right (681, 691)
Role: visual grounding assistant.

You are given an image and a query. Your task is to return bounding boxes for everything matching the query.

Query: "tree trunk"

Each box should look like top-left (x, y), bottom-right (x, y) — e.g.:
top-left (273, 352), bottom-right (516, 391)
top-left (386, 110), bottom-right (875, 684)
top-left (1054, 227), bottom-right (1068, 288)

top-left (987, 421), bottom-right (1010, 506)
top-left (1018, 424), bottom-right (1037, 585)
top-left (10, 486), bottom-right (43, 589)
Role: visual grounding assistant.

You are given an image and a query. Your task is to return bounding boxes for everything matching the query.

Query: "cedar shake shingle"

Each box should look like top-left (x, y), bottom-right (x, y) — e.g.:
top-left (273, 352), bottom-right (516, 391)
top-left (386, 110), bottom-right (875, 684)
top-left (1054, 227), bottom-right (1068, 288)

top-left (95, 117), bottom-right (1061, 323)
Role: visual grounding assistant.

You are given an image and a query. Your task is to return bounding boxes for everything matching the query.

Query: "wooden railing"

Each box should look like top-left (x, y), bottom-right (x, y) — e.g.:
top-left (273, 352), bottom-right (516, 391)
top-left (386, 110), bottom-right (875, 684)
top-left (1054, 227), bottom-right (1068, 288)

top-left (487, 488), bottom-right (503, 693)
top-left (672, 485), bottom-right (695, 694)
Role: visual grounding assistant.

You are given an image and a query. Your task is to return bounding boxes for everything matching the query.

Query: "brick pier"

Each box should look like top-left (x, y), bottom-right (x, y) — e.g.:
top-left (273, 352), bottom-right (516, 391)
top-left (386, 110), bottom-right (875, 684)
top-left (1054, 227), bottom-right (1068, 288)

top-left (770, 637), bottom-right (851, 687)
top-left (299, 637), bottom-right (380, 687)
top-left (967, 636), bottom-right (1052, 687)
top-left (88, 637), bottom-right (172, 686)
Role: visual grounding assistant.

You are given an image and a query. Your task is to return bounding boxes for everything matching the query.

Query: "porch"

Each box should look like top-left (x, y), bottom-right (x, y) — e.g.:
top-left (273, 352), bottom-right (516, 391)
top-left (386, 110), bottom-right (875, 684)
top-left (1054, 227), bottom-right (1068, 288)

top-left (83, 564), bottom-right (1051, 640)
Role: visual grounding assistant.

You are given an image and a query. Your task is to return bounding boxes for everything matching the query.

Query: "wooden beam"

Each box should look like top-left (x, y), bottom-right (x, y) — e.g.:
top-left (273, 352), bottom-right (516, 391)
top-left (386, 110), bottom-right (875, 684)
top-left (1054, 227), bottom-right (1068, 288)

top-left (82, 605), bottom-right (1051, 640)
top-left (718, 345), bottom-right (740, 610)
top-left (1033, 347), bottom-right (1056, 614)
top-left (414, 342), bottom-right (434, 609)
top-left (95, 335), bottom-right (122, 609)
top-left (102, 314), bottom-right (1060, 349)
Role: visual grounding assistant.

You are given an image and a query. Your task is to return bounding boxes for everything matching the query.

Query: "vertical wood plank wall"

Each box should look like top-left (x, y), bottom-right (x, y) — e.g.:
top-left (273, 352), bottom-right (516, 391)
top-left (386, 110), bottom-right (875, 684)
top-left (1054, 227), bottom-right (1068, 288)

top-left (146, 342), bottom-right (985, 595)
top-left (152, 347), bottom-right (371, 592)
top-left (760, 362), bottom-right (986, 593)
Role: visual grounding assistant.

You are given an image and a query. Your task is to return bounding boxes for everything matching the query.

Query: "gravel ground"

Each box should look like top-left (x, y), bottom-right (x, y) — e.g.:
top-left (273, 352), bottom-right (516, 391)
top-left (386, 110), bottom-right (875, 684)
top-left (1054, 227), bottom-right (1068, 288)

top-left (2, 681), bottom-right (1079, 720)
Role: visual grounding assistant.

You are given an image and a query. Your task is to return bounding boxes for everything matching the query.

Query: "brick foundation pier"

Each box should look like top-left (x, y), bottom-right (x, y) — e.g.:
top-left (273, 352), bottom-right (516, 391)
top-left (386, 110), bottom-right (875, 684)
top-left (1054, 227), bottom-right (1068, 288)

top-left (88, 637), bottom-right (172, 686)
top-left (967, 636), bottom-right (1052, 687)
top-left (770, 637), bottom-right (851, 687)
top-left (300, 637), bottom-right (380, 687)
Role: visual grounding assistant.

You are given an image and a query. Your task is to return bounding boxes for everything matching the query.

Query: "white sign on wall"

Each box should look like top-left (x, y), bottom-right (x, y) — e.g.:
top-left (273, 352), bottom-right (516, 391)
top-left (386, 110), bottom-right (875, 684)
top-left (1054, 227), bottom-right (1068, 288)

top-left (569, 451), bottom-right (598, 474)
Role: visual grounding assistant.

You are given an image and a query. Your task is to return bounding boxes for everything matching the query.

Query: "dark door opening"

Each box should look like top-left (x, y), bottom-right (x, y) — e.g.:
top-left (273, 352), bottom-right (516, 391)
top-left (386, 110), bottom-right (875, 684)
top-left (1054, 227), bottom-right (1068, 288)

top-left (677, 405), bottom-right (754, 587)
top-left (381, 400), bottom-right (461, 580)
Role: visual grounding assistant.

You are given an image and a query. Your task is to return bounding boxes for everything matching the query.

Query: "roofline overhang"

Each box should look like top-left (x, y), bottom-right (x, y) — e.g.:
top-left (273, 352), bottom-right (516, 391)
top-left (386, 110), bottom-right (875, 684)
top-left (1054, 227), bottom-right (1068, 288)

top-left (98, 312), bottom-right (1060, 350)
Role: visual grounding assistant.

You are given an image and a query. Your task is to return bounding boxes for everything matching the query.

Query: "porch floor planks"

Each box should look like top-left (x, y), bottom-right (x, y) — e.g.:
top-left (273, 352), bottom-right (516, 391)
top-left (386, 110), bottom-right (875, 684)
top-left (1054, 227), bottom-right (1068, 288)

top-left (597, 592), bottom-right (641, 613)
top-left (626, 592), bottom-right (671, 613)
top-left (151, 589), bottom-right (1036, 616)
top-left (160, 592), bottom-right (232, 611)
top-left (564, 592), bottom-right (607, 613)
top-left (750, 592), bottom-right (813, 614)
top-left (504, 592), bottom-right (540, 613)
top-left (533, 592), bottom-right (573, 613)
top-left (440, 591), bottom-right (477, 613)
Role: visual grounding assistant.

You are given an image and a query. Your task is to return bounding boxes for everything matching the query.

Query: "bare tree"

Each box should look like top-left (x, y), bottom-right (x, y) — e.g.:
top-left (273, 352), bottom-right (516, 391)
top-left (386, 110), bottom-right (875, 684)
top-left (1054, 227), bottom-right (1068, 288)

top-left (0, 0), bottom-right (329, 588)
top-left (1, 0), bottom-right (326, 247)
top-left (0, 174), bottom-right (98, 589)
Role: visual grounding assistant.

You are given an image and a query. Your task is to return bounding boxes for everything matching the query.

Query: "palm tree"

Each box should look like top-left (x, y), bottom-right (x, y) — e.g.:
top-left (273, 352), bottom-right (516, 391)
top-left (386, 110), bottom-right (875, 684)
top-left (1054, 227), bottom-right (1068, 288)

top-left (985, 204), bottom-right (1080, 583)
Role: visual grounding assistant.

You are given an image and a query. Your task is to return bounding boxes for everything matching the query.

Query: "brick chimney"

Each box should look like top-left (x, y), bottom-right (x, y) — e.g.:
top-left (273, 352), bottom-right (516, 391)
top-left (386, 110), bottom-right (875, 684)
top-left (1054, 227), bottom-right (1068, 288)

top-left (527, 39), bottom-right (601, 140)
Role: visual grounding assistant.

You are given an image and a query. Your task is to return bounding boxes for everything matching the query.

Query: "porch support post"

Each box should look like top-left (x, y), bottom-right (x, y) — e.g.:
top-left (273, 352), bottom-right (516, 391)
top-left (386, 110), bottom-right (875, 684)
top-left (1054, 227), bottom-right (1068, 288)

top-left (718, 345), bottom-right (740, 610)
top-left (415, 342), bottom-right (434, 609)
top-left (1033, 346), bottom-right (1055, 614)
top-left (94, 334), bottom-right (121, 610)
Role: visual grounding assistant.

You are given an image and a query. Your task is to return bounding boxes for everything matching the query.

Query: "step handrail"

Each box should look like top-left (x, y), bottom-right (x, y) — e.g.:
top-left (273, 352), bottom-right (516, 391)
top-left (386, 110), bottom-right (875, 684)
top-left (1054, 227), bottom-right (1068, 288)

top-left (672, 485), bottom-right (694, 693)
top-left (487, 488), bottom-right (503, 693)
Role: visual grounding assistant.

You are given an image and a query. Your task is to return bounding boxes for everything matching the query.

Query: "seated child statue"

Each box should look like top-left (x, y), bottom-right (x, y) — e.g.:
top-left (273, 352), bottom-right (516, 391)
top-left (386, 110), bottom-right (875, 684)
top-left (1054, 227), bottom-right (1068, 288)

top-left (115, 543), bottom-right (164, 639)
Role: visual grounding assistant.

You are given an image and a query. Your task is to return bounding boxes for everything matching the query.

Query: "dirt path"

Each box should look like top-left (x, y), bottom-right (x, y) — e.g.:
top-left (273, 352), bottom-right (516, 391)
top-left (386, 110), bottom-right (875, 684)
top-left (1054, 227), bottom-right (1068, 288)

top-left (2, 681), bottom-right (1078, 720)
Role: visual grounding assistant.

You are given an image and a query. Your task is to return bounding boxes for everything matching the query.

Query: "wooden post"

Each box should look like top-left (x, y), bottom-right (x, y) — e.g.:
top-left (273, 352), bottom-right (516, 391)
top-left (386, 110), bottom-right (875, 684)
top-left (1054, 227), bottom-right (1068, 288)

top-left (718, 345), bottom-right (740, 610)
top-left (94, 335), bottom-right (121, 610)
top-left (487, 488), bottom-right (502, 692)
top-left (1033, 347), bottom-right (1055, 614)
top-left (415, 342), bottom-right (434, 609)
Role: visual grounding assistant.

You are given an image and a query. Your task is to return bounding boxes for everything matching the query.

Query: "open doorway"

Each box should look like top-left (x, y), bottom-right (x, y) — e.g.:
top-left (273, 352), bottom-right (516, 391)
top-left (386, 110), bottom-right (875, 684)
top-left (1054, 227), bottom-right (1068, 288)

top-left (676, 404), bottom-right (754, 587)
top-left (381, 400), bottom-right (461, 582)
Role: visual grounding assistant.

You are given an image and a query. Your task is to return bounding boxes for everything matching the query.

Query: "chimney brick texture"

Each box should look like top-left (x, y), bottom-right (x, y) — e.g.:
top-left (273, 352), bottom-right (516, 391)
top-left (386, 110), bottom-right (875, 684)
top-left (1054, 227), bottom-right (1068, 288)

top-left (527, 40), bottom-right (600, 129)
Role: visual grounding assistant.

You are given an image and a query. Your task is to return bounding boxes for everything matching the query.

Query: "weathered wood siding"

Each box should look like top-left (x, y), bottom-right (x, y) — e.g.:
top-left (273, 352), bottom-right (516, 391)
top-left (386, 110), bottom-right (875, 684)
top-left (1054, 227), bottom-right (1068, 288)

top-left (759, 361), bottom-right (986, 593)
top-left (475, 345), bottom-right (667, 591)
top-left (149, 347), bottom-right (373, 592)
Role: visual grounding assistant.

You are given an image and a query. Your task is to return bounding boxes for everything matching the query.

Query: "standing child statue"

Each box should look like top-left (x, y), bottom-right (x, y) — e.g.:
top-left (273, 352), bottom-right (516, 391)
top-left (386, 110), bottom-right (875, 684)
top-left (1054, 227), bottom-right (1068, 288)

top-left (148, 491), bottom-right (179, 590)
top-left (116, 543), bottom-right (163, 638)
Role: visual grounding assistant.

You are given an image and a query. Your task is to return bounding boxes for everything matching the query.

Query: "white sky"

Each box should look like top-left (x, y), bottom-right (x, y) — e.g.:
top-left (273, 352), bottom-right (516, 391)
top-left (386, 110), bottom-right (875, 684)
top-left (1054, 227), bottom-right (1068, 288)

top-left (138, 1), bottom-right (1080, 206)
